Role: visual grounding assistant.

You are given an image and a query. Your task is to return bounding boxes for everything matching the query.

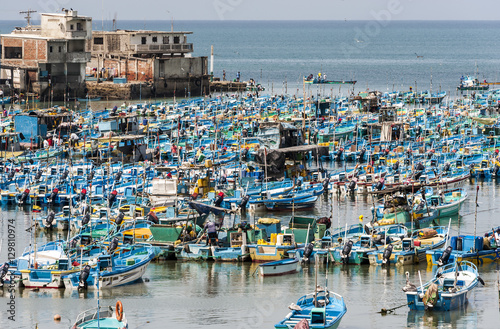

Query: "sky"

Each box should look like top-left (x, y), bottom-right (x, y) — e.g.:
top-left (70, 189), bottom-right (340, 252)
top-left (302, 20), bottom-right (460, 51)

top-left (1, 0), bottom-right (500, 21)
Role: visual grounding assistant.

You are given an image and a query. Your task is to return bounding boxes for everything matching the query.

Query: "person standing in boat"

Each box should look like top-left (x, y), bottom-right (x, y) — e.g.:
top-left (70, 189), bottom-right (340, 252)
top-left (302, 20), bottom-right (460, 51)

top-left (203, 219), bottom-right (220, 246)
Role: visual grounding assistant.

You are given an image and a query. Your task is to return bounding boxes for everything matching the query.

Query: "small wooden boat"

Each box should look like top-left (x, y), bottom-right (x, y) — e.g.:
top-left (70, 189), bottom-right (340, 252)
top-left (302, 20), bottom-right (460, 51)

top-left (368, 226), bottom-right (448, 266)
top-left (404, 261), bottom-right (480, 311)
top-left (275, 289), bottom-right (347, 329)
top-left (259, 258), bottom-right (299, 276)
top-left (71, 301), bottom-right (128, 329)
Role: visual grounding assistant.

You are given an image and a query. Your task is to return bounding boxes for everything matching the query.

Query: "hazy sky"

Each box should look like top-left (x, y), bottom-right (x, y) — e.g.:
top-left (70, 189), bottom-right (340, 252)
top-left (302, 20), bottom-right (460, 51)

top-left (1, 0), bottom-right (499, 21)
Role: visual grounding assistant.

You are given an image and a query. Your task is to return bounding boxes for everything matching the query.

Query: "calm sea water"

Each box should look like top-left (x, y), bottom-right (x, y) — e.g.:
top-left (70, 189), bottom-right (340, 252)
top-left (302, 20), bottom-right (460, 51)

top-left (1, 20), bottom-right (500, 329)
top-left (2, 20), bottom-right (500, 96)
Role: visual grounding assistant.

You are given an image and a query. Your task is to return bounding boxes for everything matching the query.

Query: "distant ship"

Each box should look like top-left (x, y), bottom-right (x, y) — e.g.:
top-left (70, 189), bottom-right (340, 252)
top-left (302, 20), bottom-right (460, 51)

top-left (304, 74), bottom-right (356, 85)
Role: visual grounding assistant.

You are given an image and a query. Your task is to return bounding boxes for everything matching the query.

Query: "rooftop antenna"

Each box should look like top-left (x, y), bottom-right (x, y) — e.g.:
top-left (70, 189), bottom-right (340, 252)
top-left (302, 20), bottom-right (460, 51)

top-left (112, 12), bottom-right (118, 31)
top-left (166, 10), bottom-right (173, 32)
top-left (20, 9), bottom-right (37, 27)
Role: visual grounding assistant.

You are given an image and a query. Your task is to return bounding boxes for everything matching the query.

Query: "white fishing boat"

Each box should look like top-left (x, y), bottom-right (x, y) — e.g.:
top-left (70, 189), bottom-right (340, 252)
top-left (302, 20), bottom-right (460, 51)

top-left (259, 257), bottom-right (299, 276)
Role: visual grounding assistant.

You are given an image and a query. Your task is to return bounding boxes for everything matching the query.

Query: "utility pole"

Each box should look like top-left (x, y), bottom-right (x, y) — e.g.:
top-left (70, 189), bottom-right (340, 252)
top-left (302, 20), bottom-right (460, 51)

top-left (19, 9), bottom-right (37, 26)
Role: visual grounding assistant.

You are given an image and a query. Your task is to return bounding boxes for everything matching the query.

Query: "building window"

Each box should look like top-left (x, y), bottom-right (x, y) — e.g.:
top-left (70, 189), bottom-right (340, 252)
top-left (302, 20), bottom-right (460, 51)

top-left (70, 24), bottom-right (74, 30)
top-left (163, 36), bottom-right (169, 44)
top-left (152, 36), bottom-right (157, 43)
top-left (58, 46), bottom-right (62, 52)
top-left (77, 22), bottom-right (82, 31)
top-left (50, 46), bottom-right (53, 53)
top-left (4, 46), bottom-right (22, 59)
top-left (141, 37), bottom-right (147, 45)
top-left (173, 36), bottom-right (180, 44)
top-left (94, 37), bottom-right (104, 45)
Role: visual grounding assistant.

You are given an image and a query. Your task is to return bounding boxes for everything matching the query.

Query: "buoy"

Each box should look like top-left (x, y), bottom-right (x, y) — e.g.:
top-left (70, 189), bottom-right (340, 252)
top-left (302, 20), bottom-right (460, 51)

top-left (54, 314), bottom-right (61, 321)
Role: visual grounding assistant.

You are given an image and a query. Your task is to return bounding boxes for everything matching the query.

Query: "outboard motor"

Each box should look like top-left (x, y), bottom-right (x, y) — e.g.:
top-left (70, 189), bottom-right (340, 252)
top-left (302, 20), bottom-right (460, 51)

top-left (384, 149), bottom-right (390, 156)
top-left (239, 195), bottom-right (250, 210)
top-left (437, 246), bottom-right (453, 266)
top-left (341, 240), bottom-right (354, 264)
top-left (382, 244), bottom-right (393, 265)
top-left (154, 147), bottom-right (160, 160)
top-left (364, 222), bottom-right (373, 235)
top-left (240, 148), bottom-right (249, 160)
top-left (302, 243), bottom-right (314, 263)
top-left (78, 265), bottom-right (91, 290)
top-left (322, 178), bottom-right (329, 192)
top-left (443, 162), bottom-right (451, 172)
top-left (335, 148), bottom-right (344, 161)
top-left (348, 180), bottom-right (356, 193)
top-left (19, 189), bottom-right (30, 204)
top-left (214, 192), bottom-right (224, 207)
top-left (114, 171), bottom-right (122, 182)
top-left (0, 262), bottom-right (9, 284)
top-left (108, 190), bottom-right (118, 207)
top-left (404, 158), bottom-right (411, 166)
top-left (392, 161), bottom-right (399, 171)
top-left (61, 170), bottom-right (69, 181)
top-left (48, 188), bottom-right (59, 204)
top-left (494, 164), bottom-right (500, 177)
top-left (115, 212), bottom-right (125, 226)
top-left (108, 237), bottom-right (119, 254)
top-left (111, 106), bottom-right (118, 116)
top-left (375, 179), bottom-right (384, 191)
top-left (70, 238), bottom-right (78, 249)
top-left (87, 171), bottom-right (95, 181)
top-left (44, 212), bottom-right (55, 229)
top-left (415, 162), bottom-right (425, 171)
top-left (81, 213), bottom-right (90, 227)
top-left (358, 148), bottom-right (366, 162)
top-left (147, 211), bottom-right (159, 224)
top-left (7, 170), bottom-right (15, 181)
top-left (35, 170), bottom-right (43, 181)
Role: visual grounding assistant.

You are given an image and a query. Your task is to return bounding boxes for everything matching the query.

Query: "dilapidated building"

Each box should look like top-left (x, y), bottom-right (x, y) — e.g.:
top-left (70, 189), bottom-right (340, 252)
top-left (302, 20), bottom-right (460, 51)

top-left (0, 10), bottom-right (92, 101)
top-left (85, 29), bottom-right (209, 99)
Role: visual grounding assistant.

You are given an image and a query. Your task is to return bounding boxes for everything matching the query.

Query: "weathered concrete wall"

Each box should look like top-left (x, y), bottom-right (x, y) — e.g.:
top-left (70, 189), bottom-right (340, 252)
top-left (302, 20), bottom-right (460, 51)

top-left (161, 57), bottom-right (206, 78)
top-left (85, 77), bottom-right (209, 100)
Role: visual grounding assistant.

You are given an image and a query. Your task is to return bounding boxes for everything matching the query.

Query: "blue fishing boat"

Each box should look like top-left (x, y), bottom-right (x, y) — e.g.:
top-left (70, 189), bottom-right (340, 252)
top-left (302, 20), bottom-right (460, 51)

top-left (275, 289), bottom-right (347, 329)
top-left (71, 301), bottom-right (128, 329)
top-left (426, 234), bottom-right (500, 266)
top-left (63, 243), bottom-right (155, 289)
top-left (368, 226), bottom-right (448, 266)
top-left (404, 261), bottom-right (480, 311)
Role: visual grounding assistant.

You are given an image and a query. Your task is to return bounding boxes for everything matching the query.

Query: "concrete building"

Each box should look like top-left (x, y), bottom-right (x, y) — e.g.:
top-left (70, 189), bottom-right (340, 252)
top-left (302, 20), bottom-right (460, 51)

top-left (85, 29), bottom-right (209, 99)
top-left (0, 10), bottom-right (92, 101)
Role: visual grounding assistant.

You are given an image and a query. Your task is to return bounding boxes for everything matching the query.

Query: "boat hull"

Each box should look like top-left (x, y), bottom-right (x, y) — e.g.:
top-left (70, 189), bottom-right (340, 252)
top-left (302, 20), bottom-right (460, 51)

top-left (259, 258), bottom-right (299, 276)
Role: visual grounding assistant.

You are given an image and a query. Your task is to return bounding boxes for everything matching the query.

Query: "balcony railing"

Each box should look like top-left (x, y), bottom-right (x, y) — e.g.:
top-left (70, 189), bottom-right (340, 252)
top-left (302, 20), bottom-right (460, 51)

top-left (130, 43), bottom-right (193, 53)
top-left (66, 52), bottom-right (91, 63)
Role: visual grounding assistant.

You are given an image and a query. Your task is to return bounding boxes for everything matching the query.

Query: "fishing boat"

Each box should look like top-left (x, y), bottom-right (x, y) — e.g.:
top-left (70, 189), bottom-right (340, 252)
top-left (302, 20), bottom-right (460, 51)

top-left (259, 258), bottom-right (299, 276)
top-left (275, 288), bottom-right (347, 329)
top-left (63, 243), bottom-right (155, 289)
top-left (368, 226), bottom-right (448, 266)
top-left (426, 234), bottom-right (499, 266)
top-left (425, 188), bottom-right (467, 218)
top-left (247, 233), bottom-right (297, 262)
top-left (404, 261), bottom-right (480, 311)
top-left (71, 301), bottom-right (128, 329)
top-left (330, 224), bottom-right (408, 265)
top-left (457, 76), bottom-right (488, 91)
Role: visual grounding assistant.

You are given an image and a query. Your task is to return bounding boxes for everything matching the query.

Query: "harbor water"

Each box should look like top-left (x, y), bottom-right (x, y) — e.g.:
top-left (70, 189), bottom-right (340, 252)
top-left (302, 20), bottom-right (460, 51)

top-left (1, 171), bottom-right (500, 328)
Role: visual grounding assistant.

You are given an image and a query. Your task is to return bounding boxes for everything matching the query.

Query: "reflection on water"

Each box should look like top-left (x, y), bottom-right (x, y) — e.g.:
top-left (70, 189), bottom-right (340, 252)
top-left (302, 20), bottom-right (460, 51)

top-left (407, 307), bottom-right (477, 329)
